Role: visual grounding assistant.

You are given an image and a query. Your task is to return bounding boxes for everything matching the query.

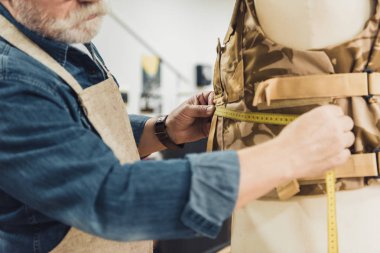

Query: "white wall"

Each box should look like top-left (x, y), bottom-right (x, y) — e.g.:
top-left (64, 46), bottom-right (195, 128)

top-left (93, 0), bottom-right (235, 114)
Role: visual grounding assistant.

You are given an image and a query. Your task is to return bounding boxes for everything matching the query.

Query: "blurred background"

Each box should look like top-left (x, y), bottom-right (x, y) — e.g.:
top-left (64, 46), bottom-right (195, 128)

top-left (93, 1), bottom-right (235, 252)
top-left (94, 0), bottom-right (234, 115)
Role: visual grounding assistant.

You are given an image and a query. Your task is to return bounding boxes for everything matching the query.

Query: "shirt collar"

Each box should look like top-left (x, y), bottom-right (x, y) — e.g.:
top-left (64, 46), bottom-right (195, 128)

top-left (0, 3), bottom-right (70, 66)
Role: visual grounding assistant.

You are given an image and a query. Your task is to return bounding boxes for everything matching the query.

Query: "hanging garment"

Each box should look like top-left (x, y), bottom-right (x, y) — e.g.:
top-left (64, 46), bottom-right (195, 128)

top-left (208, 0), bottom-right (380, 252)
top-left (0, 15), bottom-right (152, 253)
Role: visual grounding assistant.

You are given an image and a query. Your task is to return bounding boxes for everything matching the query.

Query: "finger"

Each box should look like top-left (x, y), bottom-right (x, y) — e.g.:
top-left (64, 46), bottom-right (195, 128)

top-left (201, 91), bottom-right (214, 105)
top-left (184, 104), bottom-right (215, 118)
top-left (197, 93), bottom-right (207, 105)
top-left (197, 91), bottom-right (212, 105)
top-left (343, 131), bottom-right (355, 148)
top-left (327, 104), bottom-right (344, 117)
top-left (208, 92), bottom-right (215, 105)
top-left (329, 149), bottom-right (351, 168)
top-left (202, 122), bottom-right (212, 137)
top-left (340, 115), bottom-right (354, 132)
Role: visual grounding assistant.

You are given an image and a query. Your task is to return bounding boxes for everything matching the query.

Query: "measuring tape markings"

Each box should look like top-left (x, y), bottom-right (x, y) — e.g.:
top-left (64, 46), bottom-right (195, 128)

top-left (214, 107), bottom-right (298, 125)
top-left (326, 170), bottom-right (339, 253)
top-left (215, 106), bottom-right (338, 253)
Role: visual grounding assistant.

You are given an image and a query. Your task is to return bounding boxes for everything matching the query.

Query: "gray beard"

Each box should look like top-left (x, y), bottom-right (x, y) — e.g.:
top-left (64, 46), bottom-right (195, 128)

top-left (9, 0), bottom-right (108, 43)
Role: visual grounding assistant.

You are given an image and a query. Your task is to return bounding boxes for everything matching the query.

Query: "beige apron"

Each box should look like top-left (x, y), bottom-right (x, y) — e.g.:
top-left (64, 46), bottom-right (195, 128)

top-left (0, 16), bottom-right (153, 253)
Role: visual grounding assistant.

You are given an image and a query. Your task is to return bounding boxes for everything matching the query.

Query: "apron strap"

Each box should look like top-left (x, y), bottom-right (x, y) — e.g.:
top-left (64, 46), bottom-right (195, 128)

top-left (84, 43), bottom-right (113, 79)
top-left (0, 15), bottom-right (84, 95)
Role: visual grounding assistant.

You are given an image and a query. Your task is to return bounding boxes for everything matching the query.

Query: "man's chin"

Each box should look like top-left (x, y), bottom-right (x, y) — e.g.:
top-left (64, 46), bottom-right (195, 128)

top-left (47, 22), bottom-right (102, 44)
top-left (57, 32), bottom-right (98, 44)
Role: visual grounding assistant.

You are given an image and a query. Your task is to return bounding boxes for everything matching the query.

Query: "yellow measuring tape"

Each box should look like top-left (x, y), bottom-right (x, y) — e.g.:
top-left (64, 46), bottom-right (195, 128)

top-left (326, 170), bottom-right (339, 253)
top-left (214, 106), bottom-right (298, 125)
top-left (215, 106), bottom-right (339, 253)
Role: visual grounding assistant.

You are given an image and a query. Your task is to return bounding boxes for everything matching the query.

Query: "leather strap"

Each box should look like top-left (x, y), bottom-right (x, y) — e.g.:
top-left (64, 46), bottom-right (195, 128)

top-left (154, 116), bottom-right (184, 150)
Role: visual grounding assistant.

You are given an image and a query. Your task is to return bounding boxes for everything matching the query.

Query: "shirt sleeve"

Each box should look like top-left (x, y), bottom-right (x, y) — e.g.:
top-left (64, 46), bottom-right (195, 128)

top-left (0, 79), bottom-right (240, 241)
top-left (128, 114), bottom-right (150, 145)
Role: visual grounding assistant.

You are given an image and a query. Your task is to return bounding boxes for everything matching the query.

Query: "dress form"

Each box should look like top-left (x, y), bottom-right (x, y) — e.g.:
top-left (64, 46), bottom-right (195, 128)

top-left (227, 1), bottom-right (380, 253)
top-left (254, 0), bottom-right (375, 50)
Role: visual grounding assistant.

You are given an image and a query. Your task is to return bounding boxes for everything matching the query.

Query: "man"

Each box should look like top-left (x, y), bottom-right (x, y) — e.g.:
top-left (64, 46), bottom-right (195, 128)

top-left (0, 0), bottom-right (354, 252)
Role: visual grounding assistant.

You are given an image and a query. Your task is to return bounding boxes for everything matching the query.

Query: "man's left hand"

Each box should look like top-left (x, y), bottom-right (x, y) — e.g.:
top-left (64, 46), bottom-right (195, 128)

top-left (166, 91), bottom-right (215, 144)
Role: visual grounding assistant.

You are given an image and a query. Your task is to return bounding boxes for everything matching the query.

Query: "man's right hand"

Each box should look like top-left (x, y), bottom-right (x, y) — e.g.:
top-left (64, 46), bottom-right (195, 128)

top-left (277, 105), bottom-right (355, 179)
top-left (235, 105), bottom-right (355, 209)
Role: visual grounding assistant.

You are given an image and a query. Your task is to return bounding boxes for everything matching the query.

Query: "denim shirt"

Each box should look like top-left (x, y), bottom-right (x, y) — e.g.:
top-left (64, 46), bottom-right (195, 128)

top-left (0, 4), bottom-right (240, 253)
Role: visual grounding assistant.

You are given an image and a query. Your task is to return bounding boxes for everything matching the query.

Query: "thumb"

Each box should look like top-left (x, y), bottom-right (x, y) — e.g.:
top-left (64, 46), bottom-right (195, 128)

top-left (184, 104), bottom-right (215, 118)
top-left (202, 122), bottom-right (212, 137)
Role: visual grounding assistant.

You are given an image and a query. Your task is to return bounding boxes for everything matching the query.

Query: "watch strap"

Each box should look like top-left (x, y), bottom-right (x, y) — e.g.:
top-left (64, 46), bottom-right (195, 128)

top-left (154, 115), bottom-right (184, 150)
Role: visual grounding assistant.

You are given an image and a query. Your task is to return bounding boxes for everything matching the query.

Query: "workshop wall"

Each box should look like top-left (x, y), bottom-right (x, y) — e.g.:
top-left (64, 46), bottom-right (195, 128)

top-left (93, 0), bottom-right (235, 114)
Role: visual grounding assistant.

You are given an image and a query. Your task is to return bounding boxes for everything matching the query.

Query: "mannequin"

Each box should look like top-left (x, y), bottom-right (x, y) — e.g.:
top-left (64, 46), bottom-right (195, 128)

top-left (214, 0), bottom-right (380, 252)
top-left (254, 0), bottom-right (374, 50)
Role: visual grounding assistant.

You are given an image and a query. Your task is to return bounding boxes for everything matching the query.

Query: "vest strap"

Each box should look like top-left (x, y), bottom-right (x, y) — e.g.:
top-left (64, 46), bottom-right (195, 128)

top-left (276, 153), bottom-right (378, 200)
top-left (223, 0), bottom-right (242, 44)
top-left (213, 105), bottom-right (380, 199)
top-left (206, 115), bottom-right (218, 152)
top-left (215, 106), bottom-right (379, 180)
top-left (253, 73), bottom-right (380, 107)
top-left (369, 72), bottom-right (380, 95)
top-left (300, 153), bottom-right (378, 182)
top-left (277, 180), bottom-right (300, 200)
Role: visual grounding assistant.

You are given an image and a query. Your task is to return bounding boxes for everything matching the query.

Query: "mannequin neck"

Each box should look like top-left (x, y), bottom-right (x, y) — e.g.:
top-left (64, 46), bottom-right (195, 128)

top-left (254, 0), bottom-right (375, 50)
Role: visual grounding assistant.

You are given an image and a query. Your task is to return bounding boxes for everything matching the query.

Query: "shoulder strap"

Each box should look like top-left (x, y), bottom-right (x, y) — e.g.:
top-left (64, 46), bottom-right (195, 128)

top-left (375, 0), bottom-right (380, 20)
top-left (223, 0), bottom-right (260, 45)
top-left (244, 0), bottom-right (260, 25)
top-left (0, 15), bottom-right (83, 94)
top-left (223, 0), bottom-right (242, 44)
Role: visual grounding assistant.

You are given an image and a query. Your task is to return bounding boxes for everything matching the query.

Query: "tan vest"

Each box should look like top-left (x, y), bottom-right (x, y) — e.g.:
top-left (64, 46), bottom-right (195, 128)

top-left (209, 0), bottom-right (380, 195)
top-left (0, 16), bottom-right (153, 253)
top-left (209, 0), bottom-right (380, 252)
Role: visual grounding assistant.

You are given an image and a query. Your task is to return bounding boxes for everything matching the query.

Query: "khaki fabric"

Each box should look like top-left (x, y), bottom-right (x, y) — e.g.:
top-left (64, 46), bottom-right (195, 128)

top-left (232, 185), bottom-right (380, 253)
top-left (0, 16), bottom-right (152, 253)
top-left (209, 0), bottom-right (380, 197)
top-left (209, 0), bottom-right (380, 252)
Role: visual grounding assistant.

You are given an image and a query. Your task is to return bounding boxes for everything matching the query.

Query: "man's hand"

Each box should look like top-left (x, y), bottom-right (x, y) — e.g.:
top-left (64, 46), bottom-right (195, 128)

top-left (236, 105), bottom-right (355, 209)
top-left (277, 105), bottom-right (355, 179)
top-left (138, 91), bottom-right (215, 156)
top-left (166, 91), bottom-right (215, 144)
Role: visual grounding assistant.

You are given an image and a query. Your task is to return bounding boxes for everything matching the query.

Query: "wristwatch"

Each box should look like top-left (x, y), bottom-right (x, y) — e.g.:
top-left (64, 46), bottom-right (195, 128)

top-left (154, 115), bottom-right (184, 150)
